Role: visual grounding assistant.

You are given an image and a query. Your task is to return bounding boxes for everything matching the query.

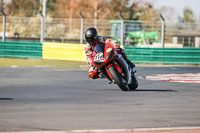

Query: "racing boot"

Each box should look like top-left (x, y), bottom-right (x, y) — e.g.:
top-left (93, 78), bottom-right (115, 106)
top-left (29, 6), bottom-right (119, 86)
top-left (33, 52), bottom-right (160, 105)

top-left (119, 49), bottom-right (135, 69)
top-left (116, 47), bottom-right (136, 72)
top-left (126, 59), bottom-right (135, 69)
top-left (126, 59), bottom-right (136, 74)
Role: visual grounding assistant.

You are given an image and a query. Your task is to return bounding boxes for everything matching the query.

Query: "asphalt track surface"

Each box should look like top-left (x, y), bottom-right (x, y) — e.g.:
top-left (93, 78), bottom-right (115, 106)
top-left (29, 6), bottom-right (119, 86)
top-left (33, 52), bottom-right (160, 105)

top-left (0, 66), bottom-right (200, 132)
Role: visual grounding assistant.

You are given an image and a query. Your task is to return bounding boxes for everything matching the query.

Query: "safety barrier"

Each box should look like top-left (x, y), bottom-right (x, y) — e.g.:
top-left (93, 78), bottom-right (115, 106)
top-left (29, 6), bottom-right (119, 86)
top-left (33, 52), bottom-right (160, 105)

top-left (42, 42), bottom-right (86, 61)
top-left (1, 41), bottom-right (200, 65)
top-left (124, 46), bottom-right (200, 64)
top-left (0, 41), bottom-right (42, 59)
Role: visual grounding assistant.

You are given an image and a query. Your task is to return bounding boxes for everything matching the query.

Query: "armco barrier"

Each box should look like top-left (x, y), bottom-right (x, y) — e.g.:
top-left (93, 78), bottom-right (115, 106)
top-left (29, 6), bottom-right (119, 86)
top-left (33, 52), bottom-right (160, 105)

top-left (0, 41), bottom-right (42, 59)
top-left (42, 42), bottom-right (86, 61)
top-left (124, 46), bottom-right (200, 64)
top-left (2, 41), bottom-right (199, 65)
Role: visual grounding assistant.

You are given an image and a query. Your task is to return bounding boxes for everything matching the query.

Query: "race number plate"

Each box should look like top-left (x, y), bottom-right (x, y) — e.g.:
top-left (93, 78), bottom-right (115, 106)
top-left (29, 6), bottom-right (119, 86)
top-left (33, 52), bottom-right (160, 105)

top-left (94, 52), bottom-right (103, 61)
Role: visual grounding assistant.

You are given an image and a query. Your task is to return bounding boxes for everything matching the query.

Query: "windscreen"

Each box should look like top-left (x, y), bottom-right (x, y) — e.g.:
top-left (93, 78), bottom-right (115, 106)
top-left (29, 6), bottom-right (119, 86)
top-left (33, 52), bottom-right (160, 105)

top-left (94, 42), bottom-right (105, 54)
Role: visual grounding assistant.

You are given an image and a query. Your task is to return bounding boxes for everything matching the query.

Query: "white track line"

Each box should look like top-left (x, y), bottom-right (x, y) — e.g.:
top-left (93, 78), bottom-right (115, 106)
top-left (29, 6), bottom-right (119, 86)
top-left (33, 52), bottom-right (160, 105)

top-left (70, 127), bottom-right (200, 132)
top-left (2, 127), bottom-right (200, 133)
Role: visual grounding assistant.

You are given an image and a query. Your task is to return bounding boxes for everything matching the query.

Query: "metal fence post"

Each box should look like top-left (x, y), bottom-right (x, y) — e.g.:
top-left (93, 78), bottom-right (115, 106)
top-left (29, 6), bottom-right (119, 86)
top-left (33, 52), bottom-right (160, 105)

top-left (40, 0), bottom-right (46, 42)
top-left (79, 12), bottom-right (84, 44)
top-left (0, 9), bottom-right (6, 42)
top-left (118, 12), bottom-right (124, 46)
top-left (39, 11), bottom-right (44, 42)
top-left (160, 14), bottom-right (165, 48)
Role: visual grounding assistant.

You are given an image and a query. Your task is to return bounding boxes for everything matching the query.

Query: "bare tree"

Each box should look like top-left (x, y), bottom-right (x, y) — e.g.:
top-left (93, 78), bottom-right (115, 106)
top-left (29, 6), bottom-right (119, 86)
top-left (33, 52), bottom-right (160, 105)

top-left (5, 0), bottom-right (40, 17)
top-left (0, 0), bottom-right (5, 10)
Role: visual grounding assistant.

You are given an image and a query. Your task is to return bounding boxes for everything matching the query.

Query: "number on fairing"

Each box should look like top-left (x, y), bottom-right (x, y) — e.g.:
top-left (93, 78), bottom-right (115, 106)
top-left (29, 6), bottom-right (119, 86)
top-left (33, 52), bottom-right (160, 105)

top-left (94, 52), bottom-right (103, 61)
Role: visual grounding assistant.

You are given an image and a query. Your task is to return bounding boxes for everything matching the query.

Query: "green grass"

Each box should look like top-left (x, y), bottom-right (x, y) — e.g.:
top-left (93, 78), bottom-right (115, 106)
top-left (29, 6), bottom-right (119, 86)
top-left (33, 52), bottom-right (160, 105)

top-left (0, 58), bottom-right (88, 67)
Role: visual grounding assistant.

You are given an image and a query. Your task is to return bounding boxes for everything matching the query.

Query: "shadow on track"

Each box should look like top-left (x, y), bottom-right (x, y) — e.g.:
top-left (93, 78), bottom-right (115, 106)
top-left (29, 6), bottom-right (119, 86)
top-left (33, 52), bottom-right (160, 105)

top-left (99, 88), bottom-right (177, 92)
top-left (133, 89), bottom-right (177, 92)
top-left (0, 98), bottom-right (13, 100)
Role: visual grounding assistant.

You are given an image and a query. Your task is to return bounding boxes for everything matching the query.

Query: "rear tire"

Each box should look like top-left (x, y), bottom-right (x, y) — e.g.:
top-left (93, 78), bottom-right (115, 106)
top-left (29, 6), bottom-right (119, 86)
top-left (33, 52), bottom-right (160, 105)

top-left (108, 66), bottom-right (129, 91)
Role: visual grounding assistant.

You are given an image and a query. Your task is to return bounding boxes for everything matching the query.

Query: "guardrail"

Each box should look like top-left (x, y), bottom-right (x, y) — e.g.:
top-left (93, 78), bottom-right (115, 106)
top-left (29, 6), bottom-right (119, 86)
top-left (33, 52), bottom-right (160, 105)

top-left (42, 42), bottom-right (86, 61)
top-left (125, 46), bottom-right (200, 64)
top-left (0, 41), bottom-right (42, 59)
top-left (1, 41), bottom-right (200, 65)
top-left (0, 41), bottom-right (86, 61)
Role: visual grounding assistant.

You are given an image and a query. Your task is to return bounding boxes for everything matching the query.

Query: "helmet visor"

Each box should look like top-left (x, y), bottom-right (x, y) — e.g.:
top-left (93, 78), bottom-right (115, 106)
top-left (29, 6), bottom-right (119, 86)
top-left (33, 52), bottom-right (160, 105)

top-left (86, 35), bottom-right (97, 45)
top-left (86, 37), bottom-right (94, 44)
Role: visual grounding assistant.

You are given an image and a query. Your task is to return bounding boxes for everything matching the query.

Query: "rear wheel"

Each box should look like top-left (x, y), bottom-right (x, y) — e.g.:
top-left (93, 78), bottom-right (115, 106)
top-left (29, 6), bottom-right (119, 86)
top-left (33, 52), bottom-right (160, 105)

top-left (108, 66), bottom-right (129, 91)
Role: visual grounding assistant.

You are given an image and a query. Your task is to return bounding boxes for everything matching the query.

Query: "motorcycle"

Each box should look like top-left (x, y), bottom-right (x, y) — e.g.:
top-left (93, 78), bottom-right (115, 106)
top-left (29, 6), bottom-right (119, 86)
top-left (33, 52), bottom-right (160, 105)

top-left (92, 42), bottom-right (138, 91)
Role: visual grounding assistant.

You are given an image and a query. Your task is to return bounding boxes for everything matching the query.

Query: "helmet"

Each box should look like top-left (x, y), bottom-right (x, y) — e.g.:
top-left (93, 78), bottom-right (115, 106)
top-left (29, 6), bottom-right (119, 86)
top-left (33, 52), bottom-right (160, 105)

top-left (85, 27), bottom-right (98, 45)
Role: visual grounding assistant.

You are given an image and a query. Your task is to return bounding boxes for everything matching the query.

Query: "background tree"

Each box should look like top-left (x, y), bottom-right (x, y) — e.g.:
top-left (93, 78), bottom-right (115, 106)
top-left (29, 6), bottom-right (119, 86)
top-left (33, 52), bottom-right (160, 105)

top-left (128, 1), bottom-right (139, 20)
top-left (53, 0), bottom-right (110, 19)
top-left (109, 0), bottom-right (129, 19)
top-left (108, 0), bottom-right (159, 21)
top-left (182, 7), bottom-right (196, 24)
top-left (53, 0), bottom-right (72, 18)
top-left (0, 0), bottom-right (6, 10)
top-left (5, 0), bottom-right (40, 17)
top-left (4, 0), bottom-right (161, 21)
top-left (46, 0), bottom-right (57, 16)
top-left (177, 7), bottom-right (196, 29)
top-left (134, 1), bottom-right (159, 21)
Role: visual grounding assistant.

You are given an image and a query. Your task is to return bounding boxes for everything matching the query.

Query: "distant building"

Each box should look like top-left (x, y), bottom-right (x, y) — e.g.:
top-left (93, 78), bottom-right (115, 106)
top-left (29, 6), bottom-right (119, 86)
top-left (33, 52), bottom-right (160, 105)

top-left (172, 31), bottom-right (200, 48)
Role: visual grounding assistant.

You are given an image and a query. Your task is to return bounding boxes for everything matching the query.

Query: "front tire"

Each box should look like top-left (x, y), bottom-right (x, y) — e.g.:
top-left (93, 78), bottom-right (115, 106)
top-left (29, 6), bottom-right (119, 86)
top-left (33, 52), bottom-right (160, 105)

top-left (108, 66), bottom-right (129, 91)
top-left (128, 74), bottom-right (138, 90)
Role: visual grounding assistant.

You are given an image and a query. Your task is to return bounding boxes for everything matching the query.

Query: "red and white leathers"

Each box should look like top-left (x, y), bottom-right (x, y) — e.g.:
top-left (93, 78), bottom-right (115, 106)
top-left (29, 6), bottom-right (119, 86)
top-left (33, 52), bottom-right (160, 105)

top-left (85, 36), bottom-right (131, 79)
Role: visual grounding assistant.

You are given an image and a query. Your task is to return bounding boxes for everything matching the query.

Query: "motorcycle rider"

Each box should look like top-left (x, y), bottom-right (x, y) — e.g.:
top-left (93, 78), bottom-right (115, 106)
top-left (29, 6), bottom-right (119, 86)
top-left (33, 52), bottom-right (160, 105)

top-left (85, 27), bottom-right (135, 79)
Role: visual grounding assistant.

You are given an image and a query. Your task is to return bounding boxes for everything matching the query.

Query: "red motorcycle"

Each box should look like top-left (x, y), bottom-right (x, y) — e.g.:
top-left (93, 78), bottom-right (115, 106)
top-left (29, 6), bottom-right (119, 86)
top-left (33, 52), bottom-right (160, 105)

top-left (92, 42), bottom-right (138, 91)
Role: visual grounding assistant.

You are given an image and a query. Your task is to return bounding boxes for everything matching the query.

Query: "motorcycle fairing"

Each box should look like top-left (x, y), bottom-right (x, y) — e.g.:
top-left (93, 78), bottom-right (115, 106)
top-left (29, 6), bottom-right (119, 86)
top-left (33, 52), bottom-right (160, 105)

top-left (93, 42), bottom-right (116, 67)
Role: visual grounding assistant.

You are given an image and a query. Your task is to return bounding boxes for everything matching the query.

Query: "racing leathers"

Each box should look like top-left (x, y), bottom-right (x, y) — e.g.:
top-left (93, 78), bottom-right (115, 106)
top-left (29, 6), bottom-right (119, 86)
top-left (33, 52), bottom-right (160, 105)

top-left (85, 36), bottom-right (135, 79)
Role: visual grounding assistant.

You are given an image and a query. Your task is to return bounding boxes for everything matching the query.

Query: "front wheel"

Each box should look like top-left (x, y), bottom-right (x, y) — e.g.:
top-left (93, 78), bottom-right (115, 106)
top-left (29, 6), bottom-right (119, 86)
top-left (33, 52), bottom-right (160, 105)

top-left (108, 66), bottom-right (129, 91)
top-left (128, 74), bottom-right (138, 90)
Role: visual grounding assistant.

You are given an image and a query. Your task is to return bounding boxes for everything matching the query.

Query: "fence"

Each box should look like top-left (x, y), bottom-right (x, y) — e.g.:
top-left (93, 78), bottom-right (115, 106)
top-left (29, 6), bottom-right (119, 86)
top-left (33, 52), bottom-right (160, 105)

top-left (0, 16), bottom-right (200, 48)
